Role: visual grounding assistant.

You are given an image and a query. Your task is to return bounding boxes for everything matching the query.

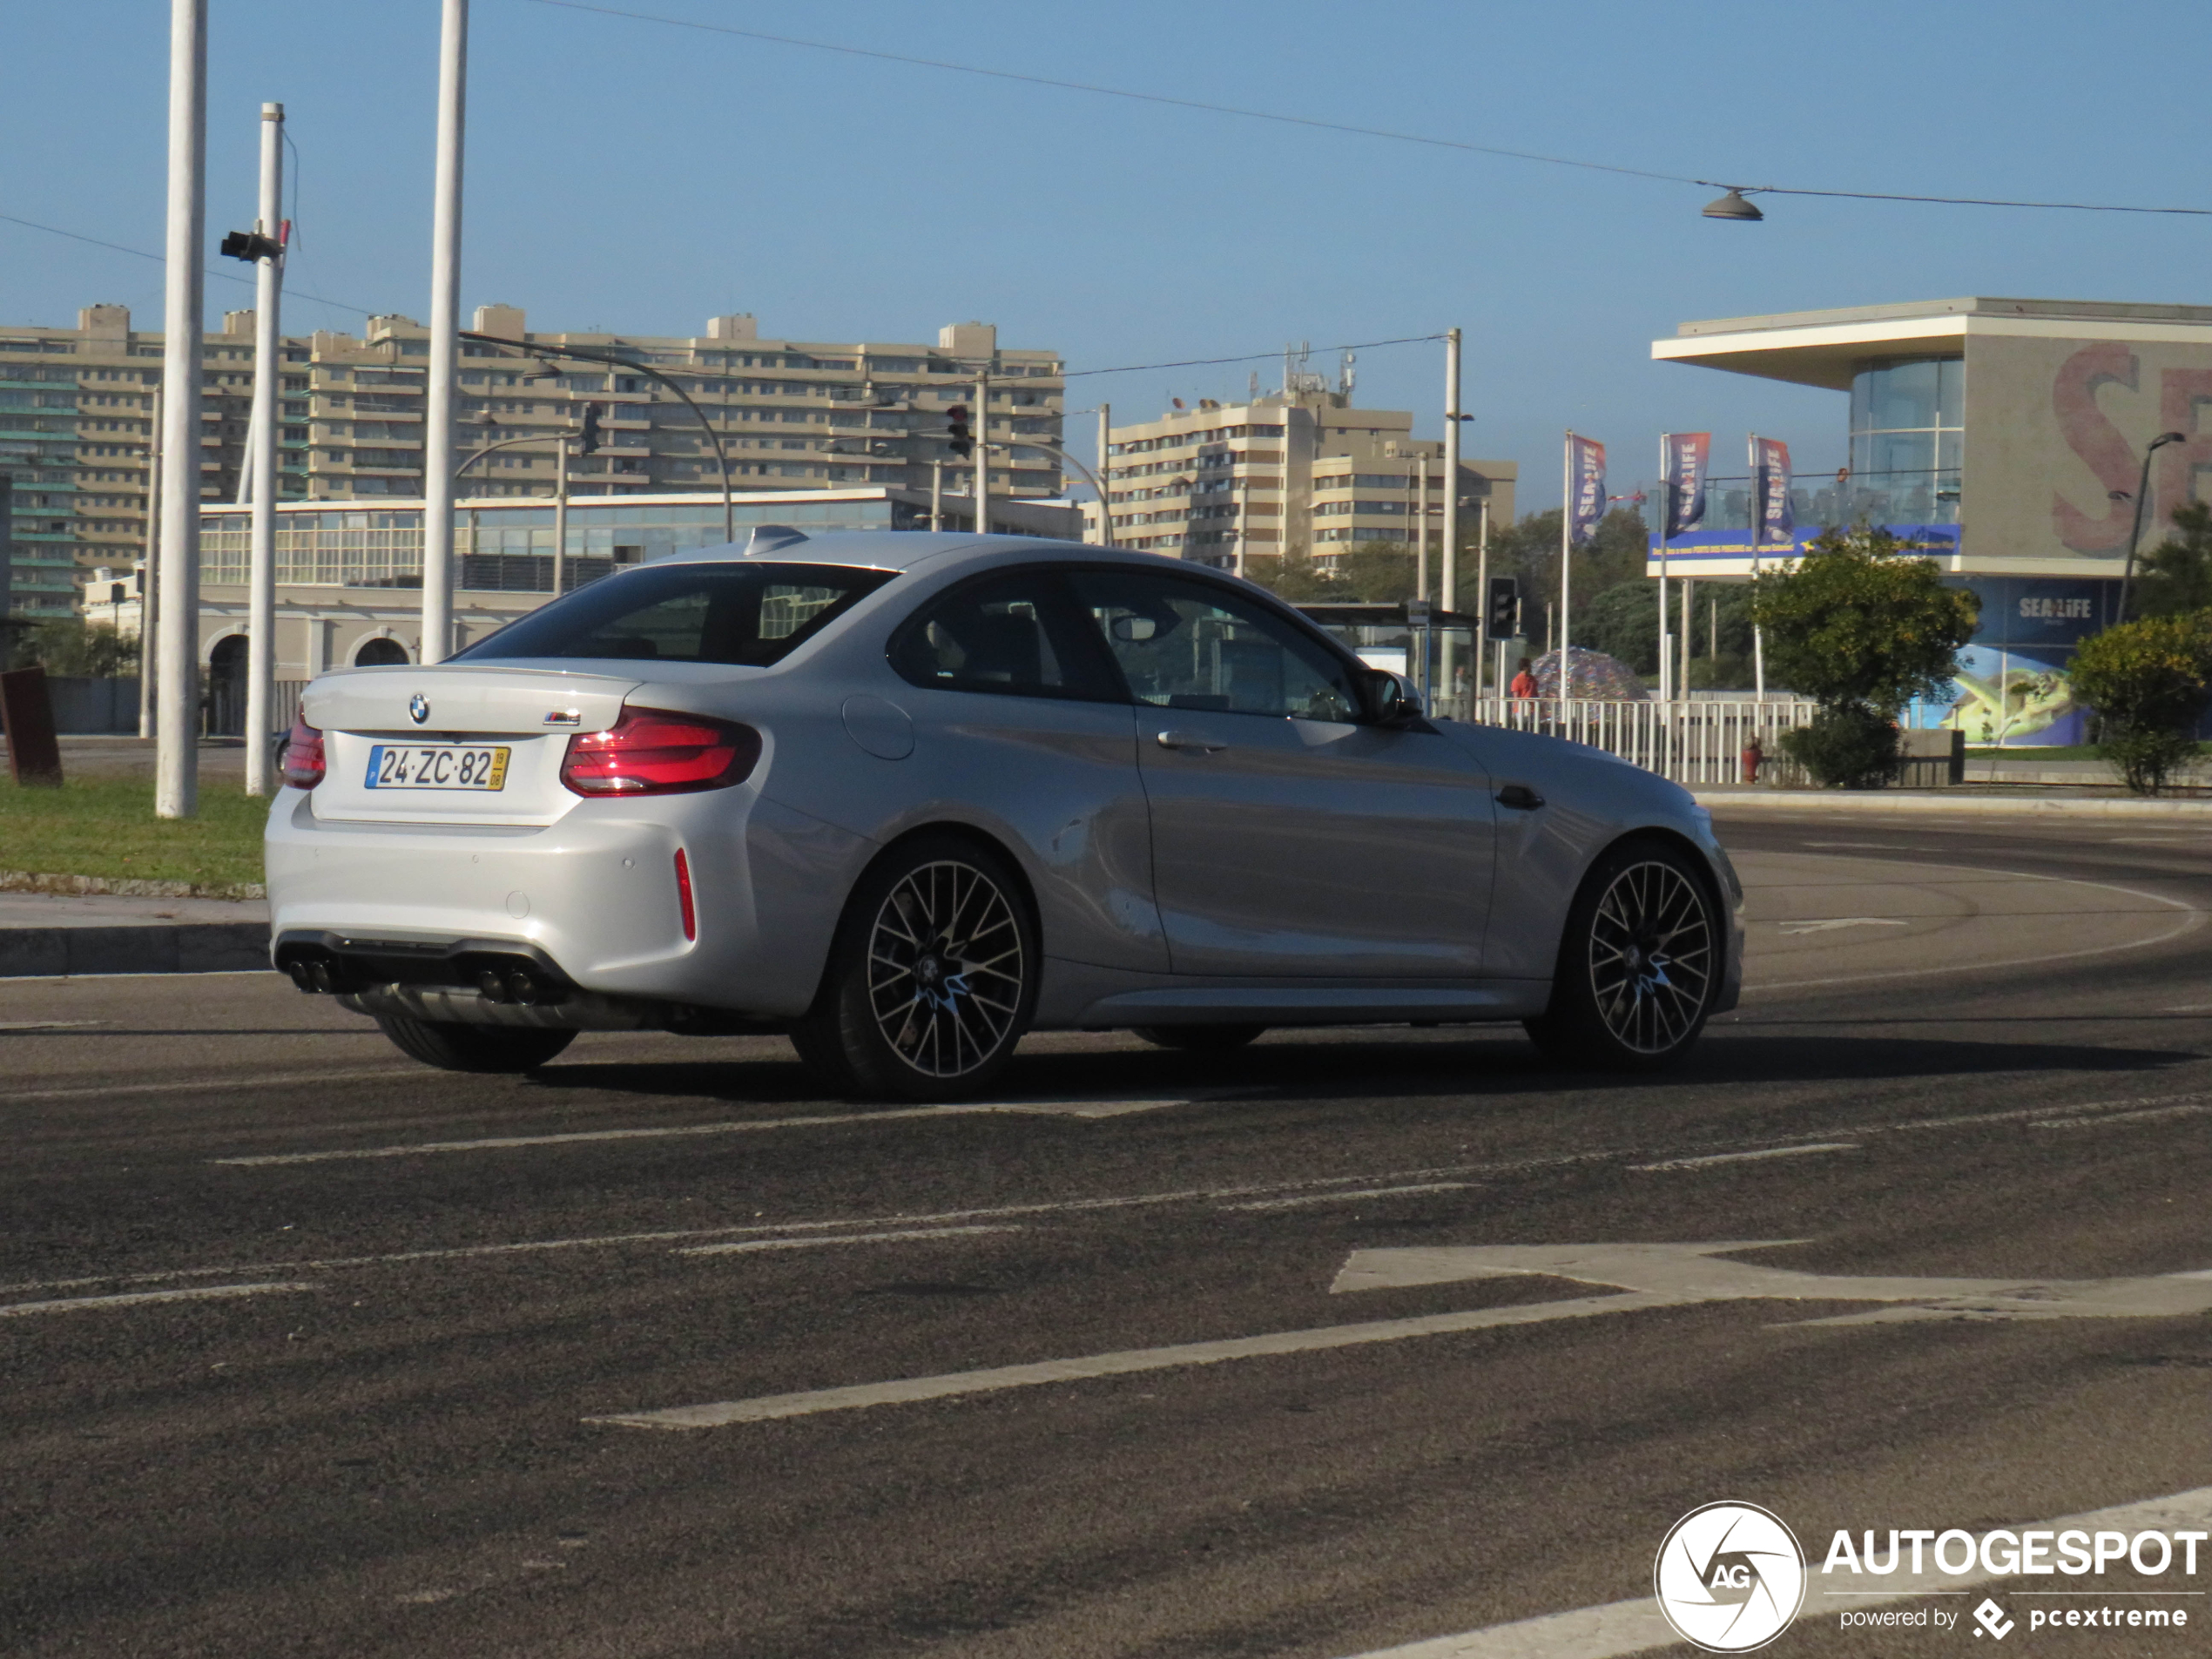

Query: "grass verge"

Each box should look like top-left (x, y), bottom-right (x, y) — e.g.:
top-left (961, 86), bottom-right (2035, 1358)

top-left (0, 777), bottom-right (267, 891)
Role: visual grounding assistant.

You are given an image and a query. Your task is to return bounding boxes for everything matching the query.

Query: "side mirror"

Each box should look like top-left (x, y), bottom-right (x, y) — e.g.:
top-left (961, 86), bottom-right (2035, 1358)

top-left (1359, 669), bottom-right (1422, 728)
top-left (1110, 616), bottom-right (1157, 643)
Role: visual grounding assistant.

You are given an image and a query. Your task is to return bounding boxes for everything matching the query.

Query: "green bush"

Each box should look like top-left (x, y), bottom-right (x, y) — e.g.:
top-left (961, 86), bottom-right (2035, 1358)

top-left (2068, 612), bottom-right (2212, 794)
top-left (9, 617), bottom-right (137, 677)
top-left (1752, 527), bottom-right (1979, 788)
top-left (1777, 705), bottom-right (1898, 790)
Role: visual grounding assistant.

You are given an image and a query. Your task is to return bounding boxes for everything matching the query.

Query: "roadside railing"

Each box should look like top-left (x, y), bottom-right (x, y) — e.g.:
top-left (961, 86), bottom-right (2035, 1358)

top-left (1465, 697), bottom-right (1821, 787)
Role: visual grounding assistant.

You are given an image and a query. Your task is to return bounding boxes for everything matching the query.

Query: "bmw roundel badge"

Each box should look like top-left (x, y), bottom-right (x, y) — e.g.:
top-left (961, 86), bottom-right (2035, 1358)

top-left (408, 692), bottom-right (430, 725)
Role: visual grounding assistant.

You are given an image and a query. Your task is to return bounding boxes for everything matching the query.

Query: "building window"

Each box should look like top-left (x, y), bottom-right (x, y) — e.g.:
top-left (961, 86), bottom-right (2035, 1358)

top-left (1848, 358), bottom-right (1963, 526)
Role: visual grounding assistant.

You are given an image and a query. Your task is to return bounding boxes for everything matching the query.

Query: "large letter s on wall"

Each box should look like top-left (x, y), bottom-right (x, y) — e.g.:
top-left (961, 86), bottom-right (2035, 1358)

top-left (2053, 343), bottom-right (2140, 555)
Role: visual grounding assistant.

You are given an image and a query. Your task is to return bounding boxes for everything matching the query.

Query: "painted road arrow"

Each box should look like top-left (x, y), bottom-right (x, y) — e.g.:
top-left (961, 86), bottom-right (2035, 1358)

top-left (590, 1241), bottom-right (2212, 1430)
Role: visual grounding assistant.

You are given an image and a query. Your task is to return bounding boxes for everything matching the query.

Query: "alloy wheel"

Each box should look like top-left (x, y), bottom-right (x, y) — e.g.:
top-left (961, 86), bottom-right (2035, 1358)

top-left (1587, 859), bottom-right (1714, 1055)
top-left (866, 860), bottom-right (1025, 1078)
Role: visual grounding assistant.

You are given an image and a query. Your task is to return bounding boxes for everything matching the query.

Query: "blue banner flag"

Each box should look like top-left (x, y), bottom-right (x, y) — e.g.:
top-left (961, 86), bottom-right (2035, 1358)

top-left (1567, 435), bottom-right (1607, 546)
top-left (1751, 436), bottom-right (1794, 548)
top-left (1662, 432), bottom-right (1710, 538)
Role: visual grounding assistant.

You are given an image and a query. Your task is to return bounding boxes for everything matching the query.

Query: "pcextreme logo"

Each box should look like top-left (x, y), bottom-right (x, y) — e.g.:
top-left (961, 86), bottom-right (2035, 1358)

top-left (1654, 1502), bottom-right (1808, 1652)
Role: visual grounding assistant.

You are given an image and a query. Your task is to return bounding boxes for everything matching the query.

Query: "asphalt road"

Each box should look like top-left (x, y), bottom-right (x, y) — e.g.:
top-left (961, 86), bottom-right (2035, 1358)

top-left (7, 809), bottom-right (2212, 1658)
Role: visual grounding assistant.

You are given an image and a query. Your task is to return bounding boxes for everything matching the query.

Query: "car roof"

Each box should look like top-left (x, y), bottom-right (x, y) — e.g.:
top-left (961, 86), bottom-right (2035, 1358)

top-left (651, 529), bottom-right (1082, 573)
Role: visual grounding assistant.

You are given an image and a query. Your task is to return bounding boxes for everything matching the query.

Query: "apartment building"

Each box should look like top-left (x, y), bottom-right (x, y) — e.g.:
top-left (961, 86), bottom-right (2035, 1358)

top-left (1103, 385), bottom-right (1514, 573)
top-left (0, 304), bottom-right (1062, 621)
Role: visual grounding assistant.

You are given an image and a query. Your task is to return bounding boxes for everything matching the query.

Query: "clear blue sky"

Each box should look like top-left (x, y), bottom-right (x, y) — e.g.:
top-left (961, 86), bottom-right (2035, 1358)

top-left (7, 1), bottom-right (2207, 509)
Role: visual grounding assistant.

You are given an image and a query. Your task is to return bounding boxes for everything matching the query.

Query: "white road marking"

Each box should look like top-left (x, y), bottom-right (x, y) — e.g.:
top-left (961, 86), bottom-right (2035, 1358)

top-left (0, 1020), bottom-right (106, 1031)
top-left (1629, 1143), bottom-right (1858, 1172)
top-left (1221, 1182), bottom-right (1476, 1212)
top-left (17, 1089), bottom-right (2208, 1300)
top-left (2162, 1003), bottom-right (2212, 1012)
top-left (208, 1096), bottom-right (1200, 1165)
top-left (0, 1281), bottom-right (316, 1318)
top-left (585, 1293), bottom-right (1667, 1430)
top-left (594, 1238), bottom-right (2212, 1431)
top-left (0, 1159), bottom-right (1593, 1298)
top-left (678, 1224), bottom-right (1022, 1256)
top-left (1797, 841), bottom-right (1915, 850)
top-left (4, 1068), bottom-right (417, 1105)
top-left (1334, 1484), bottom-right (2212, 1659)
top-left (2029, 1103), bottom-right (2212, 1130)
top-left (1777, 918), bottom-right (1909, 934)
top-left (1745, 861), bottom-right (2202, 993)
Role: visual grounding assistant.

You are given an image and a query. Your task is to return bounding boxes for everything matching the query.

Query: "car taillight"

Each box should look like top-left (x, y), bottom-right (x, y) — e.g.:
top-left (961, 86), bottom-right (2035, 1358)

top-left (280, 715), bottom-right (325, 789)
top-left (560, 706), bottom-right (761, 796)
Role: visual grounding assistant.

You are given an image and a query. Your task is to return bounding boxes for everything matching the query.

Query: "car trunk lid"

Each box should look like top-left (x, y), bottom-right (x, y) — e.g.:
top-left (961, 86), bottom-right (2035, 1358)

top-left (304, 665), bottom-right (640, 826)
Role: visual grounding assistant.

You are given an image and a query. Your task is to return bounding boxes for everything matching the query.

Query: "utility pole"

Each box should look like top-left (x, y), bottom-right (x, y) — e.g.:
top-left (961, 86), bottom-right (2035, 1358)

top-left (973, 368), bottom-right (990, 536)
top-left (421, 0), bottom-right (468, 664)
top-left (1096, 401), bottom-right (1111, 546)
top-left (1557, 432), bottom-right (1573, 713)
top-left (155, 0), bottom-right (206, 819)
top-left (243, 102), bottom-right (285, 797)
top-left (930, 458), bottom-right (943, 531)
top-left (1413, 457), bottom-right (1427, 600)
top-left (1442, 328), bottom-right (1461, 612)
top-left (1474, 496), bottom-right (1490, 695)
top-left (552, 429), bottom-right (569, 598)
top-left (138, 387), bottom-right (162, 739)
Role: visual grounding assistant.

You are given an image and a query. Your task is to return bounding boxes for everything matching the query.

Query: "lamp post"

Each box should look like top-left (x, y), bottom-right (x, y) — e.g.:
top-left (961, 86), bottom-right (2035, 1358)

top-left (2119, 430), bottom-right (2188, 623)
top-left (460, 333), bottom-right (735, 543)
top-left (982, 437), bottom-right (1112, 542)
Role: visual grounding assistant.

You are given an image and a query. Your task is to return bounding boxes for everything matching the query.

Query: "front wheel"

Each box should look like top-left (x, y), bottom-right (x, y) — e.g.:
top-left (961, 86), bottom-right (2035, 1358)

top-left (1525, 838), bottom-right (1720, 1069)
top-left (374, 1013), bottom-right (576, 1074)
top-left (791, 835), bottom-right (1037, 1102)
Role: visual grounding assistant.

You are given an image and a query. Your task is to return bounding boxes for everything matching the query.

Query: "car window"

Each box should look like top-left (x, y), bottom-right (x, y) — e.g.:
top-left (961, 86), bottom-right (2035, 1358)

top-left (1068, 570), bottom-right (1363, 721)
top-left (454, 563), bottom-right (893, 666)
top-left (889, 570), bottom-right (1118, 700)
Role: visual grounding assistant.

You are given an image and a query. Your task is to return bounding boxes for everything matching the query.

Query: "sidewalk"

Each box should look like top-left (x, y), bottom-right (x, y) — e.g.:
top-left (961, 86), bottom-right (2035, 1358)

top-left (0, 890), bottom-right (270, 977)
top-left (1696, 785), bottom-right (2212, 816)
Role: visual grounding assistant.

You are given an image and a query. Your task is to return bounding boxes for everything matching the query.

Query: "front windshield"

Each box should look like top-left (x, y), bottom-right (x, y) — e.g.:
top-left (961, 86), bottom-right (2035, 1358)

top-left (453, 562), bottom-right (894, 667)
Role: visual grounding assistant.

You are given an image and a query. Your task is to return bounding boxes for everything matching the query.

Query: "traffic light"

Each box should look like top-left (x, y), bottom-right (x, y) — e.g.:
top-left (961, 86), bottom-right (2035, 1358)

top-left (578, 404), bottom-right (604, 455)
top-left (219, 230), bottom-right (281, 262)
top-left (945, 404), bottom-right (973, 457)
top-left (1487, 576), bottom-right (1520, 637)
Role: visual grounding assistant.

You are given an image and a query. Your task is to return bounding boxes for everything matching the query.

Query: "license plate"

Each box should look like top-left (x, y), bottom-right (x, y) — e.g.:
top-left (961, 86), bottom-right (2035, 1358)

top-left (365, 743), bottom-right (510, 791)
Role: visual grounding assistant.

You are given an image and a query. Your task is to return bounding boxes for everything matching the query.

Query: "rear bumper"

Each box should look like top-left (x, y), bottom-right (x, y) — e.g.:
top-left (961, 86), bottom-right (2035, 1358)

top-left (262, 786), bottom-right (873, 1016)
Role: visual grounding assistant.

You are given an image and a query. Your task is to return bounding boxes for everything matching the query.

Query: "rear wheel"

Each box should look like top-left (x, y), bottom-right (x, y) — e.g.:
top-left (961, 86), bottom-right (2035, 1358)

top-left (791, 835), bottom-right (1037, 1102)
top-left (1131, 1024), bottom-right (1265, 1053)
top-left (1525, 838), bottom-right (1719, 1070)
top-left (373, 1012), bottom-right (576, 1074)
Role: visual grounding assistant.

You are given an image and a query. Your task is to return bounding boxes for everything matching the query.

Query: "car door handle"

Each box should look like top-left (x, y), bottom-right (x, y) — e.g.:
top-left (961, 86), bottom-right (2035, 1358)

top-left (1496, 783), bottom-right (1545, 811)
top-left (1156, 730), bottom-right (1228, 753)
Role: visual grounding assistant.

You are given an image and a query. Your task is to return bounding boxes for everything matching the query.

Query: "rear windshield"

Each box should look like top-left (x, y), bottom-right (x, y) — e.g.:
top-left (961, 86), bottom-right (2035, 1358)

top-left (453, 562), bottom-right (895, 667)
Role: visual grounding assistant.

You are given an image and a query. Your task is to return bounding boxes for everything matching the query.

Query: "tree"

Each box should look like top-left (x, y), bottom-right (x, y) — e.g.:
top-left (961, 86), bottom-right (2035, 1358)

top-left (1751, 526), bottom-right (1979, 787)
top-left (2068, 612), bottom-right (2212, 793)
top-left (1251, 540), bottom-right (1415, 604)
top-left (1579, 578), bottom-right (1761, 687)
top-left (1467, 507), bottom-right (1653, 643)
top-left (10, 618), bottom-right (135, 678)
top-left (2132, 502), bottom-right (2212, 619)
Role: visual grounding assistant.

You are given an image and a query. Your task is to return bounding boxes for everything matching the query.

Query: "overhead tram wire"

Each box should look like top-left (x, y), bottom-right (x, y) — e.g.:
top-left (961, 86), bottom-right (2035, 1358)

top-left (515, 0), bottom-right (2212, 219)
top-left (1065, 334), bottom-right (1443, 379)
top-left (0, 211), bottom-right (373, 314)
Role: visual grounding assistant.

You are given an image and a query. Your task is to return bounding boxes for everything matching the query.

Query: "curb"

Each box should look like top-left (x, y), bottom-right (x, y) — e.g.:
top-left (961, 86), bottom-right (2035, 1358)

top-left (0, 923), bottom-right (269, 978)
top-left (0, 871), bottom-right (266, 901)
top-left (1695, 790), bottom-right (2212, 817)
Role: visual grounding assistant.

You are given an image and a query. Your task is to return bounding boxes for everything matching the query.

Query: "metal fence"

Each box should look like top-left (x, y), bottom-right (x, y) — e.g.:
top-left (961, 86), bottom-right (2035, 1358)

top-left (1465, 697), bottom-right (1821, 786)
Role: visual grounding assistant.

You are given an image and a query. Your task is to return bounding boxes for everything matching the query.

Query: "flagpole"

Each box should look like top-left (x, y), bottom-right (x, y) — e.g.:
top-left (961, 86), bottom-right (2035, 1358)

top-left (1559, 432), bottom-right (1572, 717)
top-left (1750, 432), bottom-right (1770, 702)
top-left (1656, 434), bottom-right (1671, 706)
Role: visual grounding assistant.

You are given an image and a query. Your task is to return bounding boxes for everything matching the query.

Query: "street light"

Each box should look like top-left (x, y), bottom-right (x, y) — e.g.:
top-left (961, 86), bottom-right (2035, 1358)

top-left (1703, 188), bottom-right (1764, 221)
top-left (461, 331), bottom-right (735, 543)
top-left (2119, 430), bottom-right (2188, 623)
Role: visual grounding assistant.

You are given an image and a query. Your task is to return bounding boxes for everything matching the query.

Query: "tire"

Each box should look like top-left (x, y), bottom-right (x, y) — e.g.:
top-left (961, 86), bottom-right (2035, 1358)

top-left (791, 834), bottom-right (1038, 1102)
top-left (1525, 838), bottom-right (1720, 1070)
top-left (374, 1012), bottom-right (576, 1074)
top-left (1131, 1024), bottom-right (1265, 1053)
